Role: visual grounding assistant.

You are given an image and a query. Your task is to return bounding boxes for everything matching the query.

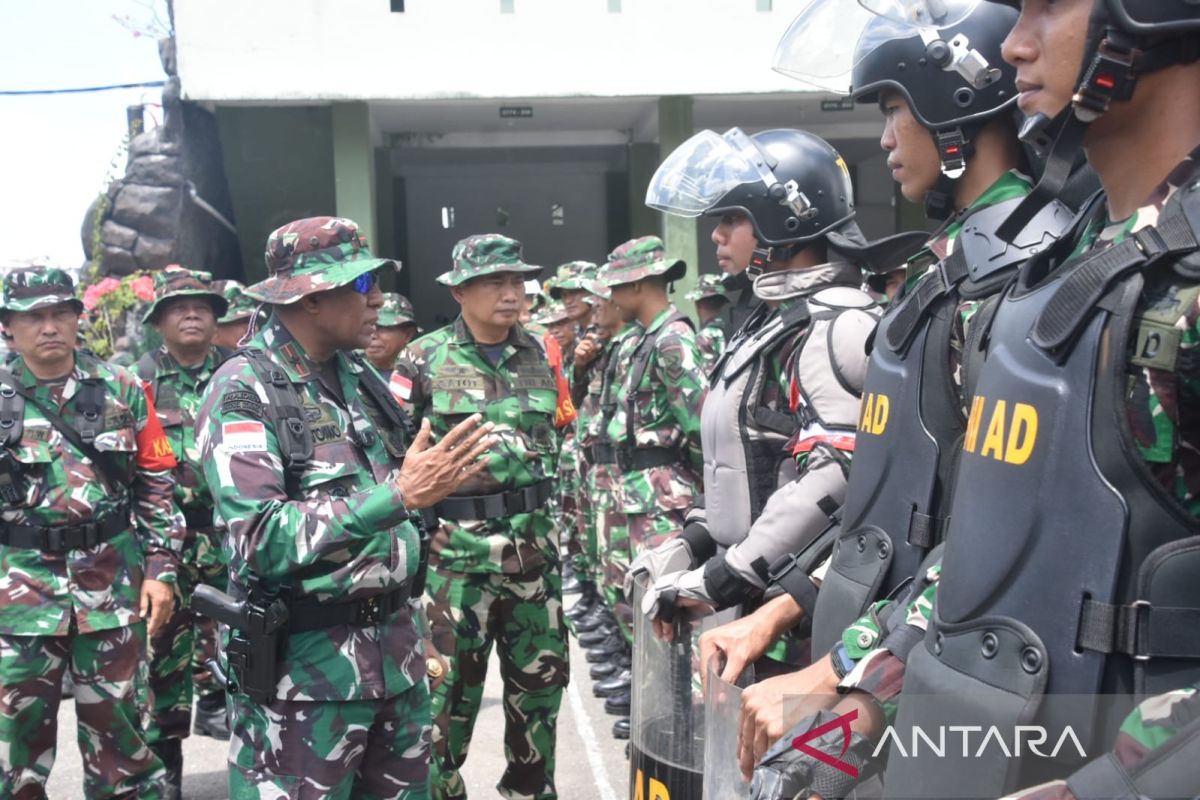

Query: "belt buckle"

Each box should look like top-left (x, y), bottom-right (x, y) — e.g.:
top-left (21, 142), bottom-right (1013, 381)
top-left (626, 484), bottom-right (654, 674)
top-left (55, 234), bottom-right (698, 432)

top-left (1131, 599), bottom-right (1152, 662)
top-left (80, 523), bottom-right (99, 549)
top-left (359, 595), bottom-right (383, 626)
top-left (44, 527), bottom-right (65, 553)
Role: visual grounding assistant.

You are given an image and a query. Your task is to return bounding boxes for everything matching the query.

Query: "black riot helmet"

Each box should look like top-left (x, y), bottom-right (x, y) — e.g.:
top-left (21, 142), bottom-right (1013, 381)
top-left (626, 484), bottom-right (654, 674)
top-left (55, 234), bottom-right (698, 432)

top-left (775, 0), bottom-right (1019, 219)
top-left (981, 0), bottom-right (1200, 240)
top-left (646, 127), bottom-right (858, 276)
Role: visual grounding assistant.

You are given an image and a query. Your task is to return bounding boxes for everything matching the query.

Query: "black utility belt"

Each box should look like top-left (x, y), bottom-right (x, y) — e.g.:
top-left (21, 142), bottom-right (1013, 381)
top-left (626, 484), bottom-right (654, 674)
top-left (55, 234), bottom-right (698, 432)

top-left (587, 443), bottom-right (677, 471)
top-left (434, 478), bottom-right (554, 521)
top-left (286, 582), bottom-right (414, 632)
top-left (0, 503), bottom-right (132, 553)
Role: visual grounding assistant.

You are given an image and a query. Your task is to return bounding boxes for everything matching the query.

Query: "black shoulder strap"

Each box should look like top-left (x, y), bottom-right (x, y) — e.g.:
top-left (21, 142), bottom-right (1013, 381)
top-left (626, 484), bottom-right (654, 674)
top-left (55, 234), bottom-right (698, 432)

top-left (237, 348), bottom-right (312, 483)
top-left (0, 369), bottom-right (120, 490)
top-left (1032, 194), bottom-right (1200, 356)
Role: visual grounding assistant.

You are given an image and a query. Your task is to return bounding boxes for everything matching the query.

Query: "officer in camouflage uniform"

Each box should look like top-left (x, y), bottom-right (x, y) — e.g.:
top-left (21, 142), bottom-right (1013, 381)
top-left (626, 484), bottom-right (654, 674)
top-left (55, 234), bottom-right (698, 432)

top-left (586, 236), bottom-right (706, 727)
top-left (138, 267), bottom-right (233, 792)
top-left (685, 273), bottom-right (729, 373)
top-left (196, 216), bottom-right (492, 800)
top-left (366, 292), bottom-right (419, 375)
top-left (0, 267), bottom-right (183, 799)
top-left (395, 233), bottom-right (576, 800)
top-left (547, 260), bottom-right (598, 341)
top-left (212, 280), bottom-right (259, 351)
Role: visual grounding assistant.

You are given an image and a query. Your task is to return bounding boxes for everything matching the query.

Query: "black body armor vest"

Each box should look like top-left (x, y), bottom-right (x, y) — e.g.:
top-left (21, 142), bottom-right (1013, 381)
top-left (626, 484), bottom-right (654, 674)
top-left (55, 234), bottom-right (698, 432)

top-left (887, 186), bottom-right (1200, 796)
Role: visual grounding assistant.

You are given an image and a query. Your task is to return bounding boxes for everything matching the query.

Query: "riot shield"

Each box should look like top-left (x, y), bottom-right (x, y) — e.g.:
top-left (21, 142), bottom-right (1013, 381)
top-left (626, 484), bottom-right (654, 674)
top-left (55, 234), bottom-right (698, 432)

top-left (629, 574), bottom-right (739, 800)
top-left (703, 654), bottom-right (754, 800)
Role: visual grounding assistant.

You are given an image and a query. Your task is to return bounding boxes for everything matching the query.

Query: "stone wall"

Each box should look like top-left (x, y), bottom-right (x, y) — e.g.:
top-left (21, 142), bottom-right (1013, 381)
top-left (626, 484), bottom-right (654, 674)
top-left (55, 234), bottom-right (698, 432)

top-left (81, 31), bottom-right (243, 280)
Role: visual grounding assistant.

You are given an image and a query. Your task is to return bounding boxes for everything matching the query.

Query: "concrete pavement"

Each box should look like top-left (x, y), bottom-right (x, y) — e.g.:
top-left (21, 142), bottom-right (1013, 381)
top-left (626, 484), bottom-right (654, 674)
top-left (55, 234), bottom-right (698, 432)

top-left (45, 597), bottom-right (630, 799)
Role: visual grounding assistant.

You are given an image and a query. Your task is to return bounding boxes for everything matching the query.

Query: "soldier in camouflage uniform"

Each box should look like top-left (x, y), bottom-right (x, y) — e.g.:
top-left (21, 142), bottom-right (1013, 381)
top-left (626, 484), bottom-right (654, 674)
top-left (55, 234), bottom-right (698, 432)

top-left (585, 236), bottom-right (706, 726)
top-left (0, 267), bottom-right (183, 799)
top-left (196, 216), bottom-right (492, 800)
top-left (138, 266), bottom-right (233, 792)
top-left (685, 273), bottom-right (729, 374)
top-left (395, 233), bottom-right (576, 800)
top-left (366, 292), bottom-right (419, 375)
top-left (566, 287), bottom-right (632, 690)
top-left (547, 260), bottom-right (598, 340)
top-left (212, 280), bottom-right (259, 350)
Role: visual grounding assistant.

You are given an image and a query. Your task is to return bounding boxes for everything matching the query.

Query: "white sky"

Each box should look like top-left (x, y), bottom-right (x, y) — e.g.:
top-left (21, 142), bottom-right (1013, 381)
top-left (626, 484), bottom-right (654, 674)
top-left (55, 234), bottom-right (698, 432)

top-left (0, 1), bottom-right (168, 268)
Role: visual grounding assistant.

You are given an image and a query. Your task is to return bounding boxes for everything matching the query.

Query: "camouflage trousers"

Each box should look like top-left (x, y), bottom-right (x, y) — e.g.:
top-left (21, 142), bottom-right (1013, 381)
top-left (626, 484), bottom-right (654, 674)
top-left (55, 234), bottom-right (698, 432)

top-left (596, 507), bottom-right (685, 642)
top-left (425, 567), bottom-right (568, 800)
top-left (570, 459), bottom-right (599, 581)
top-left (148, 558), bottom-right (227, 743)
top-left (228, 680), bottom-right (431, 800)
top-left (0, 624), bottom-right (165, 799)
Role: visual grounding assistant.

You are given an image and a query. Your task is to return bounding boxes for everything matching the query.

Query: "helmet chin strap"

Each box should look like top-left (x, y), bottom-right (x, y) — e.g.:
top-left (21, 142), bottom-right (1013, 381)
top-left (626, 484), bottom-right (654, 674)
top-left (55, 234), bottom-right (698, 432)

top-left (748, 241), bottom-right (809, 278)
top-left (923, 127), bottom-right (974, 221)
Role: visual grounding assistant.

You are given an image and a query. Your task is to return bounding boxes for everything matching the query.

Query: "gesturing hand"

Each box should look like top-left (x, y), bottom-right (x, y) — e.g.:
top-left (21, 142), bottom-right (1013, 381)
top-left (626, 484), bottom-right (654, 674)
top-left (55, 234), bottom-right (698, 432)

top-left (397, 414), bottom-right (495, 509)
top-left (574, 335), bottom-right (601, 369)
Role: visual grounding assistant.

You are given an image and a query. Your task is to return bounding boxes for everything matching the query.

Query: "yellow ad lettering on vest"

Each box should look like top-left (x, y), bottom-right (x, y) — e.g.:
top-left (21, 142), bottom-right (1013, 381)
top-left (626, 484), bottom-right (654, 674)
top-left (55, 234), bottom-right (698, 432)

top-left (964, 396), bottom-right (1039, 465)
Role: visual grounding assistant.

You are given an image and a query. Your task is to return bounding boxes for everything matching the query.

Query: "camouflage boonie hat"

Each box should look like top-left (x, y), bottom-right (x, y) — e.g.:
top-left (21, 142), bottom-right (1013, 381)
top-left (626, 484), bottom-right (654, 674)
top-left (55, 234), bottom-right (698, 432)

top-left (142, 265), bottom-right (228, 324)
top-left (599, 236), bottom-right (686, 288)
top-left (533, 300), bottom-right (572, 326)
top-left (581, 277), bottom-right (611, 302)
top-left (685, 273), bottom-right (730, 303)
top-left (548, 261), bottom-right (599, 299)
top-left (215, 280), bottom-right (259, 324)
top-left (246, 216), bottom-right (398, 305)
top-left (377, 292), bottom-right (417, 327)
top-left (0, 267), bottom-right (83, 314)
top-left (436, 234), bottom-right (541, 287)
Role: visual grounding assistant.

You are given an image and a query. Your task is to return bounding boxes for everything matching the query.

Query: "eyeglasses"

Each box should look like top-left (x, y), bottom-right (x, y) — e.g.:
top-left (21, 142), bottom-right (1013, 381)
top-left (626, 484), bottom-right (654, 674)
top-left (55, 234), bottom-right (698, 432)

top-left (351, 271), bottom-right (379, 295)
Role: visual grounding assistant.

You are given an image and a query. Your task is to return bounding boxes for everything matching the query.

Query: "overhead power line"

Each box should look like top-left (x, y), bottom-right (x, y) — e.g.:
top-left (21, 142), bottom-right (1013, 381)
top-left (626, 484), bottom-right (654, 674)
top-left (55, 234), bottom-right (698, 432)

top-left (0, 80), bottom-right (167, 97)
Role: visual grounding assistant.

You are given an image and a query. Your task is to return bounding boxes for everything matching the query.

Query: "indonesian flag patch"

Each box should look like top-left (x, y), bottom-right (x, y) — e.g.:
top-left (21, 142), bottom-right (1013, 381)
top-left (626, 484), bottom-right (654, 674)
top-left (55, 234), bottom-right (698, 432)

top-left (390, 373), bottom-right (413, 404)
top-left (222, 420), bottom-right (268, 453)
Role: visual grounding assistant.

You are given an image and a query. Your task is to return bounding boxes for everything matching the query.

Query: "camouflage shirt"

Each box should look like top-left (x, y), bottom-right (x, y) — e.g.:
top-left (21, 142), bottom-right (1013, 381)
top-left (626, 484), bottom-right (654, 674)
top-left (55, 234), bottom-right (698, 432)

top-left (196, 316), bottom-right (425, 702)
top-left (141, 345), bottom-right (226, 568)
top-left (395, 316), bottom-right (575, 575)
top-left (0, 351), bottom-right (184, 636)
top-left (603, 304), bottom-right (706, 513)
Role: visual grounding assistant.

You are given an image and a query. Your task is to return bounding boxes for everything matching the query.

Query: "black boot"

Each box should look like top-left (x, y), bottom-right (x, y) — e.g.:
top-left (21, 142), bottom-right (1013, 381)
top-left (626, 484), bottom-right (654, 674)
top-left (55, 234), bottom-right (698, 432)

top-left (574, 605), bottom-right (612, 633)
top-left (193, 691), bottom-right (231, 740)
top-left (592, 669), bottom-right (631, 698)
top-left (577, 624), bottom-right (619, 647)
top-left (604, 689), bottom-right (631, 716)
top-left (612, 717), bottom-right (631, 740)
top-left (590, 660), bottom-right (619, 680)
top-left (566, 582), bottom-right (598, 619)
top-left (586, 634), bottom-right (626, 663)
top-left (149, 738), bottom-right (182, 800)
top-left (562, 564), bottom-right (582, 595)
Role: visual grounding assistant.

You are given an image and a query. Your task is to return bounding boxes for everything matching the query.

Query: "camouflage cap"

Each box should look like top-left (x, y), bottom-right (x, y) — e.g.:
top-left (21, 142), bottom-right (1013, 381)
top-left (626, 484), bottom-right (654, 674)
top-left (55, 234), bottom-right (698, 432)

top-left (685, 273), bottom-right (730, 303)
top-left (548, 260), bottom-right (599, 299)
top-left (377, 292), bottom-right (417, 327)
top-left (599, 236), bottom-right (686, 288)
top-left (215, 279), bottom-right (259, 323)
top-left (142, 265), bottom-right (229, 324)
top-left (0, 267), bottom-right (84, 314)
top-left (436, 234), bottom-right (541, 287)
top-left (581, 277), bottom-right (611, 301)
top-left (533, 300), bottom-right (572, 326)
top-left (246, 216), bottom-right (398, 305)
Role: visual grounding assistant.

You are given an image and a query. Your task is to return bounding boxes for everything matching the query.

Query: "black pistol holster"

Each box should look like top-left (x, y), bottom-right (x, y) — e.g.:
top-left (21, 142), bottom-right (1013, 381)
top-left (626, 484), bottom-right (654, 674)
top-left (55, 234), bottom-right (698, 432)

top-left (191, 580), bottom-right (289, 704)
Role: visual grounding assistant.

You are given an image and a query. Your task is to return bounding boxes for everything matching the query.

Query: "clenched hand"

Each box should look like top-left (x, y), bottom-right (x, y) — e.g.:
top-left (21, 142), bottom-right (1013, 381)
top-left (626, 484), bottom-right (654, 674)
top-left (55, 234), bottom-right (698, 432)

top-left (397, 414), bottom-right (495, 508)
top-left (140, 578), bottom-right (174, 637)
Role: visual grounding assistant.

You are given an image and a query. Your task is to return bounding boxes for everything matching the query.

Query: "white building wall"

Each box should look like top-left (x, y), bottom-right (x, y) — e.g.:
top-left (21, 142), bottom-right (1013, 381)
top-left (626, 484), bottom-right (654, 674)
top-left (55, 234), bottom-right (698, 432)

top-left (174, 0), bottom-right (823, 102)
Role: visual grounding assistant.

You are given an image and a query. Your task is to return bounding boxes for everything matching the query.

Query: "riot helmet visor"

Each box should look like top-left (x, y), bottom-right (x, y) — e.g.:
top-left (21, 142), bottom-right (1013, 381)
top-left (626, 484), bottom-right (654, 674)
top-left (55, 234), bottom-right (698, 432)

top-left (646, 128), bottom-right (779, 218)
top-left (858, 0), bottom-right (978, 28)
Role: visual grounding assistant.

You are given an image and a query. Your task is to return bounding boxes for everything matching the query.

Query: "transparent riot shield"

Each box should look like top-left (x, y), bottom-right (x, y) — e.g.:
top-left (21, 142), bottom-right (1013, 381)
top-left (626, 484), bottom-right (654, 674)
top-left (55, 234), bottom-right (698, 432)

top-left (629, 574), bottom-right (739, 800)
top-left (702, 654), bottom-right (754, 800)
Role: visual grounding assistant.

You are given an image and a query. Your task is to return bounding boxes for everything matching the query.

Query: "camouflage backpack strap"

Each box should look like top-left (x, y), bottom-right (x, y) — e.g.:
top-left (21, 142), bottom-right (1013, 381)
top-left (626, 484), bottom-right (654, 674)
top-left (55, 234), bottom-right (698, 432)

top-left (236, 347), bottom-right (312, 485)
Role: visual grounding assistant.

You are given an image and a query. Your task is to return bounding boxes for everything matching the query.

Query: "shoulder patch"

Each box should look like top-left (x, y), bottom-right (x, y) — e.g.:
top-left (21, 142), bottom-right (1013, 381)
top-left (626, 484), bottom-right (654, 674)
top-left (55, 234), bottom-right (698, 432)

top-left (221, 390), bottom-right (264, 419)
top-left (222, 420), bottom-right (268, 453)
